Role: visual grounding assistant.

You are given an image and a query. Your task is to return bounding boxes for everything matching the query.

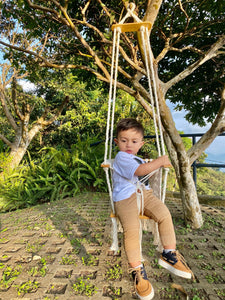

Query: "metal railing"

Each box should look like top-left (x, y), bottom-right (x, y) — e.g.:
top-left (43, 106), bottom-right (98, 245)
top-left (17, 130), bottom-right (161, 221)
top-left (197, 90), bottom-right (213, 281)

top-left (145, 132), bottom-right (225, 187)
top-left (182, 133), bottom-right (225, 186)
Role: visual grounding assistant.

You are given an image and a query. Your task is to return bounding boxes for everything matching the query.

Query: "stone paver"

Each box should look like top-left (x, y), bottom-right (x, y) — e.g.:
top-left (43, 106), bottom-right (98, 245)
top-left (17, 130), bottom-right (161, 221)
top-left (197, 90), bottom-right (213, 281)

top-left (0, 192), bottom-right (224, 299)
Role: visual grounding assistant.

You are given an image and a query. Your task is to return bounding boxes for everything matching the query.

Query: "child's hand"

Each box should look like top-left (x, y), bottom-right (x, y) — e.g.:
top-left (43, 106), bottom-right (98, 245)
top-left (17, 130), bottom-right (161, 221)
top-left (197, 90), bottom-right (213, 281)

top-left (161, 155), bottom-right (172, 168)
top-left (135, 155), bottom-right (172, 176)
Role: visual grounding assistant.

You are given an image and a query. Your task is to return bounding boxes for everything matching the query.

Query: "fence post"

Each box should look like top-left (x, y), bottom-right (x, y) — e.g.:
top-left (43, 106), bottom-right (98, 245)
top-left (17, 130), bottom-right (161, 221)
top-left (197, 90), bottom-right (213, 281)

top-left (192, 136), bottom-right (197, 187)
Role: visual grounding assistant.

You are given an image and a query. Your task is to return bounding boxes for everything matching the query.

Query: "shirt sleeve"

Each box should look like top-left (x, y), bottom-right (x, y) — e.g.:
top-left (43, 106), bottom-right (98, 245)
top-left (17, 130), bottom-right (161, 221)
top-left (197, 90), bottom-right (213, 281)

top-left (113, 151), bottom-right (140, 181)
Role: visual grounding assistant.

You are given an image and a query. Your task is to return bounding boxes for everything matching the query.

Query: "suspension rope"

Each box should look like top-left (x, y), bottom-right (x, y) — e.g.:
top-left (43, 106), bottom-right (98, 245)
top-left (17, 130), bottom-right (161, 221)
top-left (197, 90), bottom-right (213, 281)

top-left (103, 2), bottom-right (169, 211)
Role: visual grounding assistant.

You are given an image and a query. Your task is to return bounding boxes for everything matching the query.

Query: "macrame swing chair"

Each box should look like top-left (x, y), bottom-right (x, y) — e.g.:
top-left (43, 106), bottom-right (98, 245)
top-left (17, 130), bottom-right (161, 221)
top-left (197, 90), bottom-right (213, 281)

top-left (101, 3), bottom-right (169, 259)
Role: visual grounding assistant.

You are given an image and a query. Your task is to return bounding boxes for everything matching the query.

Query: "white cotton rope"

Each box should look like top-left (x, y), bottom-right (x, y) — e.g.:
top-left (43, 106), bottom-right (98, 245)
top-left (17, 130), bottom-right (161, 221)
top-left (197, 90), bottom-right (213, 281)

top-left (140, 27), bottom-right (161, 157)
top-left (104, 28), bottom-right (118, 163)
top-left (109, 28), bottom-right (121, 160)
top-left (103, 2), bottom-right (169, 253)
top-left (140, 25), bottom-right (169, 203)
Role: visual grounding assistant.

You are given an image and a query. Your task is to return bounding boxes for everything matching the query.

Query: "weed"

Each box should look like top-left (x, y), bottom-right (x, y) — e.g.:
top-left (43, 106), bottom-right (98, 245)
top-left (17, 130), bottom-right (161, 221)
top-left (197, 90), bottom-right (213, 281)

top-left (72, 277), bottom-right (98, 297)
top-left (103, 285), bottom-right (122, 299)
top-left (212, 251), bottom-right (224, 259)
top-left (189, 287), bottom-right (208, 299)
top-left (105, 264), bottom-right (122, 281)
top-left (15, 279), bottom-right (40, 295)
top-left (175, 224), bottom-right (192, 235)
top-left (215, 289), bottom-right (225, 298)
top-left (25, 239), bottom-right (45, 253)
top-left (150, 258), bottom-right (159, 268)
top-left (0, 228), bottom-right (8, 234)
top-left (45, 223), bottom-right (55, 231)
top-left (0, 265), bottom-right (22, 290)
top-left (0, 254), bottom-right (9, 261)
top-left (198, 262), bottom-right (213, 270)
top-left (28, 258), bottom-right (48, 277)
top-left (192, 253), bottom-right (205, 259)
top-left (60, 255), bottom-right (77, 265)
top-left (199, 238), bottom-right (208, 243)
top-left (201, 214), bottom-right (222, 229)
top-left (0, 237), bottom-right (9, 244)
top-left (148, 247), bottom-right (155, 257)
top-left (158, 287), bottom-right (180, 299)
top-left (70, 238), bottom-right (82, 254)
top-left (205, 272), bottom-right (224, 284)
top-left (82, 254), bottom-right (99, 266)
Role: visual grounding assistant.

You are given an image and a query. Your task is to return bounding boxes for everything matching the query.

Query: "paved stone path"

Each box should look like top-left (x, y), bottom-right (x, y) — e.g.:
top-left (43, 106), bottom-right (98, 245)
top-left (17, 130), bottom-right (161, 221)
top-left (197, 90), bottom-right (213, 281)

top-left (0, 192), bottom-right (224, 299)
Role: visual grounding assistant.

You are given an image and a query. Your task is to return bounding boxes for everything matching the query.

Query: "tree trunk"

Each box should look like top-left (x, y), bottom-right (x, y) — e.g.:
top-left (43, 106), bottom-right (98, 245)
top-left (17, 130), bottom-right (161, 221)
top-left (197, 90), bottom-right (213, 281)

top-left (158, 84), bottom-right (203, 228)
top-left (4, 124), bottom-right (42, 171)
top-left (178, 169), bottom-right (203, 228)
top-left (8, 146), bottom-right (28, 170)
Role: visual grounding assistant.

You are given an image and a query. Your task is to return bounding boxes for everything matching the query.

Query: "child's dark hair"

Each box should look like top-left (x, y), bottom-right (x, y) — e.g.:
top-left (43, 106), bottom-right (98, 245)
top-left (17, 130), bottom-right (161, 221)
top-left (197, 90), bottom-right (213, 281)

top-left (116, 118), bottom-right (144, 137)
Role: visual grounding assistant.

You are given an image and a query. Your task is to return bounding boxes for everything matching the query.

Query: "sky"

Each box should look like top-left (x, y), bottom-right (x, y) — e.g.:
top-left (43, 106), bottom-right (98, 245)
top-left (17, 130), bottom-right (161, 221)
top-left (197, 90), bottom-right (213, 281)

top-left (167, 101), bottom-right (225, 171)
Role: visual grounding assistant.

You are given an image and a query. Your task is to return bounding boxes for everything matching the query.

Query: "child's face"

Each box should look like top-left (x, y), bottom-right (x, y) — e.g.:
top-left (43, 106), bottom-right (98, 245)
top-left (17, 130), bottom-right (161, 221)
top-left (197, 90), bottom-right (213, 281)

top-left (115, 129), bottom-right (144, 155)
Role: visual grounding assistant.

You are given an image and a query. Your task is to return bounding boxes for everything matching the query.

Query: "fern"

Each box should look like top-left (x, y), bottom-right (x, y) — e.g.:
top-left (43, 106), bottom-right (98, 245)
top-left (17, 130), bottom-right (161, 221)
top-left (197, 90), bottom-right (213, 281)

top-left (0, 141), bottom-right (106, 212)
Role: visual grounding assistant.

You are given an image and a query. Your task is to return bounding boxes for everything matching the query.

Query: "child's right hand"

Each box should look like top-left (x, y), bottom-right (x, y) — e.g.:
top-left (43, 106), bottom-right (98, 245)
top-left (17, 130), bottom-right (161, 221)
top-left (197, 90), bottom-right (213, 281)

top-left (161, 155), bottom-right (172, 168)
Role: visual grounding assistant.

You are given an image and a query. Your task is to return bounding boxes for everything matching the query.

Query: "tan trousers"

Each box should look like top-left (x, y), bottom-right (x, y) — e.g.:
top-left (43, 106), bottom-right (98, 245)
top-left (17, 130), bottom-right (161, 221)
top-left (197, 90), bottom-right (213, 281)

top-left (114, 189), bottom-right (176, 264)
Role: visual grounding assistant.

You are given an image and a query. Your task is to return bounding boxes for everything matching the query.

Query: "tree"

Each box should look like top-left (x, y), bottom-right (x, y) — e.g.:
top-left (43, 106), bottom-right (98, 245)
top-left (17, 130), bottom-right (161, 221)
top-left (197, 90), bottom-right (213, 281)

top-left (0, 0), bottom-right (225, 227)
top-left (0, 61), bottom-right (69, 171)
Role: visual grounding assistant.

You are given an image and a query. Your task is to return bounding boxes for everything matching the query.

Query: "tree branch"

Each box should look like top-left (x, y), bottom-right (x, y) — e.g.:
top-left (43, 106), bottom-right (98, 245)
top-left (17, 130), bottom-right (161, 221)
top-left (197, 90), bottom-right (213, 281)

top-left (0, 133), bottom-right (12, 147)
top-left (0, 89), bottom-right (18, 132)
top-left (36, 95), bottom-right (70, 127)
top-left (164, 35), bottom-right (225, 92)
top-left (12, 77), bottom-right (24, 121)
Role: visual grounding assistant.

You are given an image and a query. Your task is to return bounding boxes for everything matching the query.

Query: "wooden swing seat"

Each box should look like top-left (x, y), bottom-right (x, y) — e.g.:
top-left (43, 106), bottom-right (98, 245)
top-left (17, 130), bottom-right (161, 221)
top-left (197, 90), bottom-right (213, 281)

top-left (111, 21), bottom-right (152, 33)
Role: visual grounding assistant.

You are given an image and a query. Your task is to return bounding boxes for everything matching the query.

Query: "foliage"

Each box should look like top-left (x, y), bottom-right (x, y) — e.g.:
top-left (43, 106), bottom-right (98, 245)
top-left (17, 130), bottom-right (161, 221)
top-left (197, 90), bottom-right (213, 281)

top-left (30, 85), bottom-right (155, 153)
top-left (0, 138), bottom-right (106, 212)
top-left (196, 167), bottom-right (225, 196)
top-left (0, 133), bottom-right (224, 213)
top-left (1, 0), bottom-right (224, 125)
top-left (153, 0), bottom-right (225, 125)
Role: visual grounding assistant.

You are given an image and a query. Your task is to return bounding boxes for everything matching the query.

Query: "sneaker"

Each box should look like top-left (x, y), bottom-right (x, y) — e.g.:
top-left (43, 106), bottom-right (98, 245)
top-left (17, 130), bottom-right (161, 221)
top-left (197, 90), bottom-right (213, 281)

top-left (158, 250), bottom-right (192, 279)
top-left (131, 265), bottom-right (154, 300)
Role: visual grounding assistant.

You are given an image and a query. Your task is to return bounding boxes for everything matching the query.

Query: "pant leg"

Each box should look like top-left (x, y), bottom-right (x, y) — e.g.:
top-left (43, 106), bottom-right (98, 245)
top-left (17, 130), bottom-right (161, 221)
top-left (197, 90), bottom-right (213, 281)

top-left (114, 193), bottom-right (142, 264)
top-left (143, 189), bottom-right (176, 247)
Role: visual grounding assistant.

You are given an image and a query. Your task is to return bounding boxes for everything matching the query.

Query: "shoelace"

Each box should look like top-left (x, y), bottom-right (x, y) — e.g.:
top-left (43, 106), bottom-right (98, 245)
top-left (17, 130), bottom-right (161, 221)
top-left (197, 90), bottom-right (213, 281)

top-left (174, 250), bottom-right (195, 281)
top-left (128, 267), bottom-right (142, 286)
top-left (128, 266), bottom-right (149, 292)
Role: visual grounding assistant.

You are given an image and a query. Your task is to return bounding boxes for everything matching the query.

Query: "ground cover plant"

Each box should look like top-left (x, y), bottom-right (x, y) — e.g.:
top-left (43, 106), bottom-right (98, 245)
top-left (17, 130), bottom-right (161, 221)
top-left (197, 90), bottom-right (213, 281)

top-left (0, 140), bottom-right (106, 212)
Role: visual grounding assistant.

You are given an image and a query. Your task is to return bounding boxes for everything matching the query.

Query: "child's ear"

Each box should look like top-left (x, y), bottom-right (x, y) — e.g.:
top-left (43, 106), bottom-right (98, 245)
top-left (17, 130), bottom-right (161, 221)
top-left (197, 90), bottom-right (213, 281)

top-left (114, 138), bottom-right (118, 145)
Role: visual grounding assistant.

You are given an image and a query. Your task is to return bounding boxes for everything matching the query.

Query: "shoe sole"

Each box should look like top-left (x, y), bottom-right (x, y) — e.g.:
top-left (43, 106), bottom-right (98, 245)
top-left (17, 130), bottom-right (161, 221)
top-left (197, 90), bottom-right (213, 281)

top-left (158, 258), bottom-right (192, 279)
top-left (136, 285), bottom-right (154, 300)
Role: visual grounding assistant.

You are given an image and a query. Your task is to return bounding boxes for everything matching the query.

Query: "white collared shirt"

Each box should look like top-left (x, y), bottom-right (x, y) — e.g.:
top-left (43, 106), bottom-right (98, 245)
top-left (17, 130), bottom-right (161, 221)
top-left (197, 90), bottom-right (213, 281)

top-left (112, 151), bottom-right (150, 202)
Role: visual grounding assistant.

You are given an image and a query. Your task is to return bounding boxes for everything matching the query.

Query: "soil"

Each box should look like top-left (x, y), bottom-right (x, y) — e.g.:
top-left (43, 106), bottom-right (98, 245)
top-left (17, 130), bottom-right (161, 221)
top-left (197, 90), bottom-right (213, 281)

top-left (0, 192), bottom-right (224, 300)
